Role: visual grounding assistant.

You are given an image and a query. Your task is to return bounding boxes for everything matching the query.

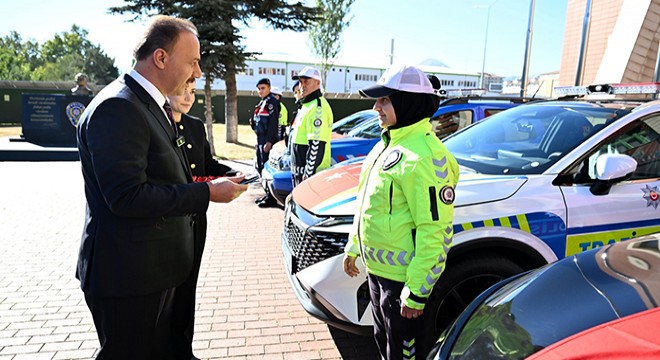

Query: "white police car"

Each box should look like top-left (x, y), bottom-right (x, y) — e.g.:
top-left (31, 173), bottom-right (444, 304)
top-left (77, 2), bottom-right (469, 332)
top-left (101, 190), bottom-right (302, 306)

top-left (281, 83), bottom-right (660, 354)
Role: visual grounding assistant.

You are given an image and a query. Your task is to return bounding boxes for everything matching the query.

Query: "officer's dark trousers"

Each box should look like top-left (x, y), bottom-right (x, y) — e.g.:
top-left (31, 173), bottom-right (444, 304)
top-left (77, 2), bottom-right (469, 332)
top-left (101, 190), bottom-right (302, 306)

top-left (84, 288), bottom-right (177, 360)
top-left (256, 134), bottom-right (269, 176)
top-left (368, 273), bottom-right (421, 360)
top-left (172, 215), bottom-right (206, 359)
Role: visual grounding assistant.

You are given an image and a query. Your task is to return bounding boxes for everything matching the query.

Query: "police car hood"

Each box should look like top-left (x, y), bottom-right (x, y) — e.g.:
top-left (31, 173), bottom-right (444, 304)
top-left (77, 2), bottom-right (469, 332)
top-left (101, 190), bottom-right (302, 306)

top-left (329, 136), bottom-right (380, 163)
top-left (293, 162), bottom-right (528, 217)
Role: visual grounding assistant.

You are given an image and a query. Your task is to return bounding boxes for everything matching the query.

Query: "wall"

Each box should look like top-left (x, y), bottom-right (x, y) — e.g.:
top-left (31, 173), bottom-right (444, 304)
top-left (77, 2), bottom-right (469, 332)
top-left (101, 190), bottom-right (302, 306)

top-left (1, 88), bottom-right (70, 125)
top-left (193, 93), bottom-right (374, 125)
top-left (0, 84), bottom-right (374, 126)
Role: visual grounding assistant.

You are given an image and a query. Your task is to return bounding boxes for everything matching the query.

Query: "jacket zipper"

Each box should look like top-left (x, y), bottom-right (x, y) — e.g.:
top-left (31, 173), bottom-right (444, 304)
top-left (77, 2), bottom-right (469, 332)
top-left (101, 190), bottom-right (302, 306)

top-left (357, 132), bottom-right (390, 259)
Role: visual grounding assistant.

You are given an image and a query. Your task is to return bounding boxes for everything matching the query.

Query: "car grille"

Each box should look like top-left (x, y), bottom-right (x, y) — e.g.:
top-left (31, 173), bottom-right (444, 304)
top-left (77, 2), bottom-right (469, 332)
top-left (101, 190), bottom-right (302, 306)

top-left (284, 217), bottom-right (348, 273)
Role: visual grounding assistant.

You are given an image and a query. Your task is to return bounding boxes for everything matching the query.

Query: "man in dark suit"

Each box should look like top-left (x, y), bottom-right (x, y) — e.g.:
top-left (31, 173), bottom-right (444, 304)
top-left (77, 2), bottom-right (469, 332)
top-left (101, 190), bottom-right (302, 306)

top-left (76, 15), bottom-right (247, 360)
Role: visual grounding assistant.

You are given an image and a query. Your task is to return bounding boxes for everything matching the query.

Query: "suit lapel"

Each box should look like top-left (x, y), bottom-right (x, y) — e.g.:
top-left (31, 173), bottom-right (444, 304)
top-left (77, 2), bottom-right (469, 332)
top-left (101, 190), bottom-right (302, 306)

top-left (124, 74), bottom-right (193, 182)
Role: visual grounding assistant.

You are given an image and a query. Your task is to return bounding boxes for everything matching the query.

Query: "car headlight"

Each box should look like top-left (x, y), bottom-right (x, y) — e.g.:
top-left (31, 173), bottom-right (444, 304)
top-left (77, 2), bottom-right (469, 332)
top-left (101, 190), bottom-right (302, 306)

top-left (269, 149), bottom-right (282, 161)
top-left (279, 154), bottom-right (291, 171)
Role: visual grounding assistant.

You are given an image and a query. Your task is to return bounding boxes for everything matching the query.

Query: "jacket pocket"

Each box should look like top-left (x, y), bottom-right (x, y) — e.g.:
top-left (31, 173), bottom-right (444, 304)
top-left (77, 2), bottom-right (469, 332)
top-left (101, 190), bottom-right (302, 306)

top-left (130, 217), bottom-right (180, 242)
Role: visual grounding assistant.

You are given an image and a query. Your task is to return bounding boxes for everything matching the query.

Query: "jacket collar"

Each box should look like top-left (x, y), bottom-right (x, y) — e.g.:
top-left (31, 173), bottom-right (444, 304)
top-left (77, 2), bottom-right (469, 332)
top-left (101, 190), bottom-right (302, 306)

top-left (383, 118), bottom-right (432, 146)
top-left (301, 89), bottom-right (323, 104)
top-left (123, 73), bottom-right (193, 182)
top-left (128, 69), bottom-right (166, 108)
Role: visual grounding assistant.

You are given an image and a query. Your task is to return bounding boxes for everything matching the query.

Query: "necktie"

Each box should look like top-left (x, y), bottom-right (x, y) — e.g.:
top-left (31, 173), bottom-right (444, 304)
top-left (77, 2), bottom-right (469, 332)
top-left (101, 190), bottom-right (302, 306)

top-left (163, 102), bottom-right (178, 136)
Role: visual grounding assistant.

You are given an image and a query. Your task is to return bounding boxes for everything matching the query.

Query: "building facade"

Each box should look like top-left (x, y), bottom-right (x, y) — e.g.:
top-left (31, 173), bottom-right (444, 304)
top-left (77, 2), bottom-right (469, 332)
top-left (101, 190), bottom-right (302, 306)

top-left (199, 58), bottom-right (482, 94)
top-left (559, 0), bottom-right (660, 86)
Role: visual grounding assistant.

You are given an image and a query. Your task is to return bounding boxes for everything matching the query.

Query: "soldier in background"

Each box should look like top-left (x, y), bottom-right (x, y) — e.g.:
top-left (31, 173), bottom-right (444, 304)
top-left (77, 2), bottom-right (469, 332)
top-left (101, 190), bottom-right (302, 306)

top-left (250, 78), bottom-right (280, 207)
top-left (71, 73), bottom-right (94, 96)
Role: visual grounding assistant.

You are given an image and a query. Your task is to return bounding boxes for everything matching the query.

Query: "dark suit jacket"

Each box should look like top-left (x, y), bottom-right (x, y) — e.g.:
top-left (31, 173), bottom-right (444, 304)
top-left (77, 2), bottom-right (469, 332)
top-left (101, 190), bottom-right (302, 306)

top-left (178, 114), bottom-right (233, 177)
top-left (76, 74), bottom-right (211, 297)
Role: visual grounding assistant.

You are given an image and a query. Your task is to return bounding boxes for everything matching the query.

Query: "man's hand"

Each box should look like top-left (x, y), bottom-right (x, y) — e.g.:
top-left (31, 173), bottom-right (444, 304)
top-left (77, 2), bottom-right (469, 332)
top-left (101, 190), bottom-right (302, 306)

top-left (401, 305), bottom-right (423, 319)
top-left (225, 173), bottom-right (245, 184)
top-left (343, 254), bottom-right (360, 277)
top-left (207, 177), bottom-right (248, 203)
top-left (264, 141), bottom-right (273, 153)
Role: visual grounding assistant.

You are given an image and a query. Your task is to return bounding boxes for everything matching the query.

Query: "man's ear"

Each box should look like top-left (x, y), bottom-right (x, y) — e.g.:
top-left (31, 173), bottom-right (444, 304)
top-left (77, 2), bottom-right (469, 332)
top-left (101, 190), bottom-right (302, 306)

top-left (153, 48), bottom-right (167, 70)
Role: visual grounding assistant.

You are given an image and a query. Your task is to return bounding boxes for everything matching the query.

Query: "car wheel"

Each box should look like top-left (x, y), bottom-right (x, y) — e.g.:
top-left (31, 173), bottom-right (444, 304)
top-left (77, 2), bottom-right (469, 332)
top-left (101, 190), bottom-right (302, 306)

top-left (417, 254), bottom-right (524, 357)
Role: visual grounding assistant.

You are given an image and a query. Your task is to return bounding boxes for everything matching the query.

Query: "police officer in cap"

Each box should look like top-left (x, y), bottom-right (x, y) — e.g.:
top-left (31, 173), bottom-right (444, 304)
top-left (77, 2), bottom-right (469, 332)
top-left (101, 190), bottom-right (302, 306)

top-left (288, 66), bottom-right (333, 186)
top-left (250, 78), bottom-right (280, 206)
top-left (343, 65), bottom-right (459, 360)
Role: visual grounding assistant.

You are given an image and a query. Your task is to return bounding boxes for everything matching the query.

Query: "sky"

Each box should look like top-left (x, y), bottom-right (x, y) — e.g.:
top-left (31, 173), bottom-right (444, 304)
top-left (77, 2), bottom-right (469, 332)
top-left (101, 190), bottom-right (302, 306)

top-left (1, 0), bottom-right (568, 78)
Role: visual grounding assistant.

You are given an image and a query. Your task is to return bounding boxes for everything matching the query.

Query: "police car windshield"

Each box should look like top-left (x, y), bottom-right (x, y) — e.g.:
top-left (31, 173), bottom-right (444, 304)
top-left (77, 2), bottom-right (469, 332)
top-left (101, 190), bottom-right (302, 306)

top-left (332, 110), bottom-right (378, 134)
top-left (443, 103), bottom-right (631, 175)
top-left (346, 117), bottom-right (382, 138)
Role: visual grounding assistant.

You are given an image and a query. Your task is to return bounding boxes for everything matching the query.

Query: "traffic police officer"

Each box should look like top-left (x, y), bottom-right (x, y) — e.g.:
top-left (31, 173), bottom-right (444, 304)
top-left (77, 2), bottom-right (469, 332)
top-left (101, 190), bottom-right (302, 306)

top-left (270, 86), bottom-right (289, 141)
top-left (343, 65), bottom-right (459, 360)
top-left (288, 66), bottom-right (333, 186)
top-left (251, 78), bottom-right (280, 206)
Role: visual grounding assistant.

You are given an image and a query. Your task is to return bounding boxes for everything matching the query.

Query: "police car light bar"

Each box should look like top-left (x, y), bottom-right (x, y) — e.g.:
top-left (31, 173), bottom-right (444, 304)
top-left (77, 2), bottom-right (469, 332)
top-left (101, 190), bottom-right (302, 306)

top-left (554, 82), bottom-right (660, 96)
top-left (440, 88), bottom-right (487, 97)
top-left (610, 83), bottom-right (660, 94)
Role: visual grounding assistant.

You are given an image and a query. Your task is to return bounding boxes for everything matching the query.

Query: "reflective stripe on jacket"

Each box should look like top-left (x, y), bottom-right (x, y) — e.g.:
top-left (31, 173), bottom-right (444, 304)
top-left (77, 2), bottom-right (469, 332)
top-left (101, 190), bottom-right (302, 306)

top-left (345, 119), bottom-right (459, 310)
top-left (289, 94), bottom-right (333, 173)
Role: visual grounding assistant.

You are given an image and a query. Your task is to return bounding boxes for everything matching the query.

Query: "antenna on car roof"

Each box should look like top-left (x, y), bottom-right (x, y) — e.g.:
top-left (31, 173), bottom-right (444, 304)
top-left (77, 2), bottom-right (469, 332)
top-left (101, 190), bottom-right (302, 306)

top-left (531, 80), bottom-right (543, 99)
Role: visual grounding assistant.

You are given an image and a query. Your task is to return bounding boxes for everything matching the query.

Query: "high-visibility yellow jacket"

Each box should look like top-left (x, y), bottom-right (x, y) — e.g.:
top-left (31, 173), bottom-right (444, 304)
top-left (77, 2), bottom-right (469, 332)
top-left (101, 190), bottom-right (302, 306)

top-left (345, 119), bottom-right (459, 310)
top-left (289, 90), bottom-right (333, 179)
top-left (279, 103), bottom-right (289, 126)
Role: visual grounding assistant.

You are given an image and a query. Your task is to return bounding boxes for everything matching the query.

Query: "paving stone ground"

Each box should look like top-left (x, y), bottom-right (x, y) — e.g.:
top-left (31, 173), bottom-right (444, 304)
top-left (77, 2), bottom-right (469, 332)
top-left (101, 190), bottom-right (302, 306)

top-left (0, 160), bottom-right (379, 360)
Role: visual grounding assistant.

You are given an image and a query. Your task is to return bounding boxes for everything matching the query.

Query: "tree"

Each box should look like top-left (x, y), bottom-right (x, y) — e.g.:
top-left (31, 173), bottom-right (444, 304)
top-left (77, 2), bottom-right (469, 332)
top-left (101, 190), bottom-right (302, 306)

top-left (35, 25), bottom-right (118, 84)
top-left (32, 53), bottom-right (84, 81)
top-left (0, 31), bottom-right (41, 80)
top-left (0, 27), bottom-right (117, 83)
top-left (309, 0), bottom-right (355, 90)
top-left (109, 0), bottom-right (320, 153)
top-left (84, 46), bottom-right (121, 85)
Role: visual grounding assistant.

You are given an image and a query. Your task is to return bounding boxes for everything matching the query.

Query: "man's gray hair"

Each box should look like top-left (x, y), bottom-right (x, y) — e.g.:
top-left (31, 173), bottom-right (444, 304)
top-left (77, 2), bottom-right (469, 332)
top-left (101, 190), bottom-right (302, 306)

top-left (133, 15), bottom-right (198, 62)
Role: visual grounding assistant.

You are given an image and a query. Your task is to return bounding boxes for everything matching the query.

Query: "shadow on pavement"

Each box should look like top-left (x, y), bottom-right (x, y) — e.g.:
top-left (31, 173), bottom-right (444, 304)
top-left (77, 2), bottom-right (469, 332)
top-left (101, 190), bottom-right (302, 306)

top-left (328, 326), bottom-right (380, 360)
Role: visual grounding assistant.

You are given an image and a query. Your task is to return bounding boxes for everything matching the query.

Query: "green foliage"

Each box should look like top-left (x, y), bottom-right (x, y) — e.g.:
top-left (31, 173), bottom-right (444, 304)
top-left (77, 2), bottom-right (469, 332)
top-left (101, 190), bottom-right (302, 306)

top-left (83, 46), bottom-right (120, 84)
top-left (36, 25), bottom-right (119, 84)
top-left (40, 25), bottom-right (88, 64)
top-left (309, 0), bottom-right (355, 88)
top-left (110, 0), bottom-right (320, 81)
top-left (0, 31), bottom-right (41, 80)
top-left (109, 0), bottom-right (320, 143)
top-left (0, 26), bottom-right (118, 84)
top-left (33, 53), bottom-right (84, 81)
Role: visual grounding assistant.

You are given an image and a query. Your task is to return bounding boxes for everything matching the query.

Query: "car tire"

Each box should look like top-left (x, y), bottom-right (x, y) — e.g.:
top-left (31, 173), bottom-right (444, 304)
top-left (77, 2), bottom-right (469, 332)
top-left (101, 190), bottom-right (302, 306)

top-left (417, 254), bottom-right (524, 357)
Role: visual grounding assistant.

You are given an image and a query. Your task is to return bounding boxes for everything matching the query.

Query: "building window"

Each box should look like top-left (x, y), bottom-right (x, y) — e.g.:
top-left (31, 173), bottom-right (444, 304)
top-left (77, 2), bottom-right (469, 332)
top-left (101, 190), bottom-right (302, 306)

top-left (259, 67), bottom-right (284, 76)
top-left (355, 74), bottom-right (378, 82)
top-left (238, 68), bottom-right (254, 76)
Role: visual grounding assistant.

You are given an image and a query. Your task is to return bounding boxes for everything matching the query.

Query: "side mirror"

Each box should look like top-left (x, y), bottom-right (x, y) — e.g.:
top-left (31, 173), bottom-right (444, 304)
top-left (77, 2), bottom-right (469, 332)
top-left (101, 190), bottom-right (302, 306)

top-left (590, 154), bottom-right (638, 195)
